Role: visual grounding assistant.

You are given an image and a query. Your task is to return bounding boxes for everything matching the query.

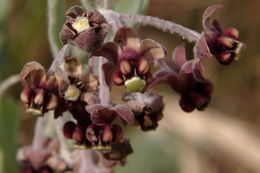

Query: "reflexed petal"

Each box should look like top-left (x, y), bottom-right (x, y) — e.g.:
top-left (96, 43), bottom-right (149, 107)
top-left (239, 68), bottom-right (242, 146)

top-left (65, 5), bottom-right (85, 18)
top-left (194, 34), bottom-right (212, 60)
top-left (102, 62), bottom-right (117, 87)
top-left (85, 104), bottom-right (106, 115)
top-left (180, 60), bottom-right (193, 74)
top-left (93, 42), bottom-right (120, 63)
top-left (140, 39), bottom-right (166, 60)
top-left (112, 105), bottom-right (135, 125)
top-left (202, 4), bottom-right (223, 32)
top-left (73, 28), bottom-right (96, 52)
top-left (20, 61), bottom-right (46, 88)
top-left (192, 59), bottom-right (209, 83)
top-left (59, 24), bottom-right (77, 44)
top-left (114, 26), bottom-right (140, 51)
top-left (172, 44), bottom-right (186, 67)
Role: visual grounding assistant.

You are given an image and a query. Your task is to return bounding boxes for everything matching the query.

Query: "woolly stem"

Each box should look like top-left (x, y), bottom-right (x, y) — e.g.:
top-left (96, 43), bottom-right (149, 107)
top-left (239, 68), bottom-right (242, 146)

top-left (114, 11), bottom-right (201, 42)
top-left (32, 117), bottom-right (47, 150)
top-left (79, 0), bottom-right (93, 10)
top-left (47, 0), bottom-right (59, 57)
top-left (98, 57), bottom-right (110, 106)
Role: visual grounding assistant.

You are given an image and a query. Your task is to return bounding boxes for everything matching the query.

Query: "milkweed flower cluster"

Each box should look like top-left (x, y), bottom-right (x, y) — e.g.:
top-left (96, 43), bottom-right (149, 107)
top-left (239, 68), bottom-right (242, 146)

top-left (17, 4), bottom-right (244, 173)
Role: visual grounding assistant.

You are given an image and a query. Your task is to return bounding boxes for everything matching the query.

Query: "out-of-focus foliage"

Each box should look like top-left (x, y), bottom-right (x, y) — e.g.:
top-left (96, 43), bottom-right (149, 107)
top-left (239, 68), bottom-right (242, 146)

top-left (0, 98), bottom-right (19, 173)
top-left (113, 0), bottom-right (149, 14)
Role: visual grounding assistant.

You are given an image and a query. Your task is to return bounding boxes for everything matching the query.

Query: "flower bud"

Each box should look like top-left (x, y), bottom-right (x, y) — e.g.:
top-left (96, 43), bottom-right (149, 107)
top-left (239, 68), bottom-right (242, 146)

top-left (102, 124), bottom-right (113, 143)
top-left (189, 91), bottom-right (206, 108)
top-left (223, 27), bottom-right (239, 40)
top-left (217, 36), bottom-right (235, 49)
top-left (63, 121), bottom-right (76, 139)
top-left (217, 52), bottom-right (234, 65)
top-left (73, 124), bottom-right (84, 143)
top-left (179, 96), bottom-right (195, 112)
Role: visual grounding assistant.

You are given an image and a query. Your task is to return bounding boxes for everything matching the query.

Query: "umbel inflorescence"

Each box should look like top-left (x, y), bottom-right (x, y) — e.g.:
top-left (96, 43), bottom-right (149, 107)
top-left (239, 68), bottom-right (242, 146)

top-left (17, 4), bottom-right (244, 173)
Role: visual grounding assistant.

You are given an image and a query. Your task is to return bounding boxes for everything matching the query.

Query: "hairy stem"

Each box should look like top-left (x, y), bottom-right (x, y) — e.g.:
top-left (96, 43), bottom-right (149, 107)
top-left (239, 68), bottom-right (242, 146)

top-left (98, 57), bottom-right (110, 106)
top-left (55, 118), bottom-right (72, 165)
top-left (0, 74), bottom-right (19, 99)
top-left (79, 0), bottom-right (93, 10)
top-left (115, 12), bottom-right (201, 42)
top-left (47, 0), bottom-right (59, 57)
top-left (32, 117), bottom-right (47, 150)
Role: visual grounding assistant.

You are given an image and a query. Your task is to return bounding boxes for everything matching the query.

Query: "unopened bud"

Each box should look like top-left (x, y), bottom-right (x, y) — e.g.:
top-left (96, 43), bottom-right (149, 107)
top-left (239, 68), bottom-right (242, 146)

top-left (63, 121), bottom-right (76, 139)
top-left (217, 36), bottom-right (235, 49)
top-left (223, 28), bottom-right (239, 40)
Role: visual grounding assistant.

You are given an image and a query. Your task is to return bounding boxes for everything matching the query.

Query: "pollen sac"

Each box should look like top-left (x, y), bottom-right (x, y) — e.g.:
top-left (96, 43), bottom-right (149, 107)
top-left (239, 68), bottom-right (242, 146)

top-left (64, 85), bottom-right (81, 101)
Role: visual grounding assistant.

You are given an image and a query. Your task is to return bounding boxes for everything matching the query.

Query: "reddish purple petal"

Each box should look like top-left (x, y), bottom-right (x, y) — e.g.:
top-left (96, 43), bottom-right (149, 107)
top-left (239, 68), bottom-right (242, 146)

top-left (202, 4), bottom-right (223, 32)
top-left (20, 61), bottom-right (46, 88)
top-left (140, 39), bottom-right (166, 60)
top-left (180, 60), bottom-right (193, 74)
top-left (172, 44), bottom-right (186, 67)
top-left (114, 26), bottom-right (140, 52)
top-left (93, 42), bottom-right (119, 63)
top-left (112, 105), bottom-right (135, 125)
top-left (194, 34), bottom-right (212, 60)
top-left (102, 61), bottom-right (117, 88)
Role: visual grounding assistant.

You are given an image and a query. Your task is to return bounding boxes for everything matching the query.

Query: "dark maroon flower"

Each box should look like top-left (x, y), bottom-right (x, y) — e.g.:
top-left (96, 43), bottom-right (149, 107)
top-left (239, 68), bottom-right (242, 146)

top-left (201, 4), bottom-right (244, 65)
top-left (101, 138), bottom-right (133, 167)
top-left (20, 62), bottom-right (59, 116)
top-left (153, 44), bottom-right (214, 112)
top-left (123, 92), bottom-right (164, 131)
top-left (59, 6), bottom-right (107, 53)
top-left (94, 26), bottom-right (166, 92)
top-left (63, 104), bottom-right (134, 150)
top-left (86, 124), bottom-right (123, 151)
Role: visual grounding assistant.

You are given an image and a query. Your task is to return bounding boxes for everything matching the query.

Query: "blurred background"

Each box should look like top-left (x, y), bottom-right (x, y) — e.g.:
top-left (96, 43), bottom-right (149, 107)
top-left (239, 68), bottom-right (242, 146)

top-left (0, 0), bottom-right (259, 172)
